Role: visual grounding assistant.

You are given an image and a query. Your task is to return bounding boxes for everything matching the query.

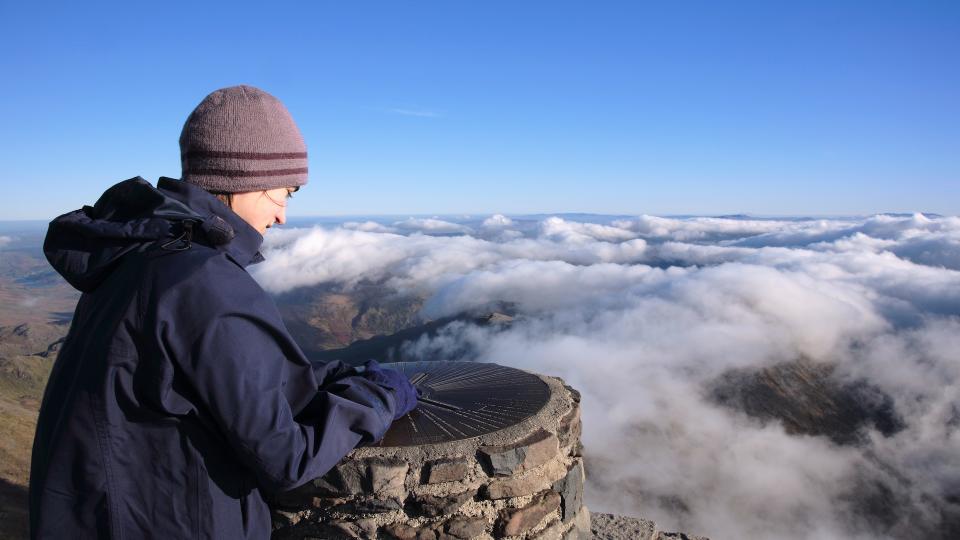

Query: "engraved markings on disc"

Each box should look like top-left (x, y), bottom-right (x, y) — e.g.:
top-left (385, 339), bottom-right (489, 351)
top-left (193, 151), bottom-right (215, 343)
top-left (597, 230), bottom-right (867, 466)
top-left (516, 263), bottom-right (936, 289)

top-left (377, 362), bottom-right (550, 447)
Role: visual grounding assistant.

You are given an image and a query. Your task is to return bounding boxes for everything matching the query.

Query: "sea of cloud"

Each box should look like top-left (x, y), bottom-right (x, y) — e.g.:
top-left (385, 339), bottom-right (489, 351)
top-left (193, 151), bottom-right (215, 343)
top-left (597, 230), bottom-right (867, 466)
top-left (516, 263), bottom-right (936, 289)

top-left (254, 213), bottom-right (960, 539)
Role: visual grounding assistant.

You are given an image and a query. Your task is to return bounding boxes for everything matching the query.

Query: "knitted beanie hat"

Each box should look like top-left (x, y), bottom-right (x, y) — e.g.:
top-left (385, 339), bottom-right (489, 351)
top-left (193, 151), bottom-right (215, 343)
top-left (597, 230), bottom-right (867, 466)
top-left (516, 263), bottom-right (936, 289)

top-left (179, 85), bottom-right (308, 193)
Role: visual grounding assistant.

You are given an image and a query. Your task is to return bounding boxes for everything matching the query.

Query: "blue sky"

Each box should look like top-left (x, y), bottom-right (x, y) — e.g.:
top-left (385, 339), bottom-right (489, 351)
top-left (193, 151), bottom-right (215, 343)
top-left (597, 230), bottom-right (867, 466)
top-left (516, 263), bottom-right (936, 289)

top-left (1, 0), bottom-right (958, 219)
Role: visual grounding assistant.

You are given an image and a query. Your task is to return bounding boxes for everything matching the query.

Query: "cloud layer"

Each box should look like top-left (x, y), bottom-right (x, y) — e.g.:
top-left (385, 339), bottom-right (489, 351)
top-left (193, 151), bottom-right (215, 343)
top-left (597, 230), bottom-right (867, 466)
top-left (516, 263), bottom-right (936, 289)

top-left (254, 213), bottom-right (960, 539)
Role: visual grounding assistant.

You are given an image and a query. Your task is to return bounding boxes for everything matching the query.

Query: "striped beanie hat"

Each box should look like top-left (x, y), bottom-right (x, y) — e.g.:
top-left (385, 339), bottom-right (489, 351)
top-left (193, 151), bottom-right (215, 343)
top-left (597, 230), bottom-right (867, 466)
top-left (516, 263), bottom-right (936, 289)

top-left (179, 85), bottom-right (308, 193)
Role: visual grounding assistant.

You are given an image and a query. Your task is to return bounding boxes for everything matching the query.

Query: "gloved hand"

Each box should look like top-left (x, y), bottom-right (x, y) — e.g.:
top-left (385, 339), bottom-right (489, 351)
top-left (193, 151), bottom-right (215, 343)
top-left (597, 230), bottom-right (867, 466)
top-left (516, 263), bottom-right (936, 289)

top-left (361, 360), bottom-right (418, 420)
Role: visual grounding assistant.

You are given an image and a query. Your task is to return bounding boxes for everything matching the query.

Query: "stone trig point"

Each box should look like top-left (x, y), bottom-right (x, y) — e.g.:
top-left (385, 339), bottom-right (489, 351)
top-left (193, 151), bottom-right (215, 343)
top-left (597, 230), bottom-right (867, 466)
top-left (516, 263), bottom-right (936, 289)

top-left (270, 361), bottom-right (588, 539)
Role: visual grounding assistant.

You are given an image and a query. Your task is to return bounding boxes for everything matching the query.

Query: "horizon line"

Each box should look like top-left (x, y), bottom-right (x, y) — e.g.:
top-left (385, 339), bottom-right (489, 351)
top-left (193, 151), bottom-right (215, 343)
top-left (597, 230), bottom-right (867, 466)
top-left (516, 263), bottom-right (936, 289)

top-left (0, 210), bottom-right (949, 225)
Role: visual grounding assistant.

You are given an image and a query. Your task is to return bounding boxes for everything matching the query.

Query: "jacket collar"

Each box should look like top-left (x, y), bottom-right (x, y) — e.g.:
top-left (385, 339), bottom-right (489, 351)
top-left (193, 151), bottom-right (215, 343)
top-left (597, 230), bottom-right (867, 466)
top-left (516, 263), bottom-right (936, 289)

top-left (156, 177), bottom-right (265, 267)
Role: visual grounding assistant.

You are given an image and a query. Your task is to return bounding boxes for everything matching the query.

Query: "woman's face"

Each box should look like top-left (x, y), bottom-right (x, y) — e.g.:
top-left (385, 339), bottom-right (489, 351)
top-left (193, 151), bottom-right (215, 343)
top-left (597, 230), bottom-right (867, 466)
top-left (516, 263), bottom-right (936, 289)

top-left (230, 187), bottom-right (297, 235)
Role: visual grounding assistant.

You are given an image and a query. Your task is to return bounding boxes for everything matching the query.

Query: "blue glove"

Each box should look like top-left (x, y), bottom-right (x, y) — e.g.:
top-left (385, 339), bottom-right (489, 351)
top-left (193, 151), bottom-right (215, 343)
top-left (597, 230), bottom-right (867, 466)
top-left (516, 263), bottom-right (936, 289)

top-left (362, 360), bottom-right (418, 420)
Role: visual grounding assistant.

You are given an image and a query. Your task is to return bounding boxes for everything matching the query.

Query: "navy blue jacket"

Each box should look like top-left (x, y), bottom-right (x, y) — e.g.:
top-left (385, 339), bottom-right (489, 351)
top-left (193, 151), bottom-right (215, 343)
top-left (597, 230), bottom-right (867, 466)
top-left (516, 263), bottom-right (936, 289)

top-left (30, 177), bottom-right (397, 539)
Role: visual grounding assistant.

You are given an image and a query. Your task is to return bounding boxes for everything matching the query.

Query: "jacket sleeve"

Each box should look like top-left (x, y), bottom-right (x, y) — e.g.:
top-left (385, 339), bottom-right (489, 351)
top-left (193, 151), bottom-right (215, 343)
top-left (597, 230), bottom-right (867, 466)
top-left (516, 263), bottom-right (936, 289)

top-left (157, 256), bottom-right (397, 495)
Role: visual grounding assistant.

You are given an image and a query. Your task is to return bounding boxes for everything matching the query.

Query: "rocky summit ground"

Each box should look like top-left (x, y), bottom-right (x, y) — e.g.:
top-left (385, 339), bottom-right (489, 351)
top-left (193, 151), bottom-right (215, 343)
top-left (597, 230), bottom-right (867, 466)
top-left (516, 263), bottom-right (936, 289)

top-left (591, 512), bottom-right (709, 540)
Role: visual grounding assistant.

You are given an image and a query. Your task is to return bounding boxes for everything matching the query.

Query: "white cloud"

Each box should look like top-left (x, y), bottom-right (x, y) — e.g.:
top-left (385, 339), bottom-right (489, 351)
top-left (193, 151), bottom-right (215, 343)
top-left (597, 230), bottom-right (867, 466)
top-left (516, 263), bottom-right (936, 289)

top-left (613, 214), bottom-right (826, 242)
top-left (481, 214), bottom-right (513, 229)
top-left (341, 220), bottom-right (398, 233)
top-left (392, 217), bottom-right (473, 235)
top-left (539, 216), bottom-right (638, 243)
top-left (254, 214), bottom-right (960, 539)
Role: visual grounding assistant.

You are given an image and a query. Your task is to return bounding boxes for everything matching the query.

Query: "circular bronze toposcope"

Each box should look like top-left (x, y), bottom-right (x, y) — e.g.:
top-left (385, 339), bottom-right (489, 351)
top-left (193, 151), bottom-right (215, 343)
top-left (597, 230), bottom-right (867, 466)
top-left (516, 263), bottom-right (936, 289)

top-left (272, 361), bottom-right (588, 540)
top-left (376, 361), bottom-right (552, 447)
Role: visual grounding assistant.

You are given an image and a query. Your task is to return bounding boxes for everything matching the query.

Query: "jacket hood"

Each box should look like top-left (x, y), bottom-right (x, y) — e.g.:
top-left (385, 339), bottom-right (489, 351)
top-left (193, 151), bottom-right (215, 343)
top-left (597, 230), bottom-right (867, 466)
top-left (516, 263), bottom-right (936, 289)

top-left (45, 177), bottom-right (265, 292)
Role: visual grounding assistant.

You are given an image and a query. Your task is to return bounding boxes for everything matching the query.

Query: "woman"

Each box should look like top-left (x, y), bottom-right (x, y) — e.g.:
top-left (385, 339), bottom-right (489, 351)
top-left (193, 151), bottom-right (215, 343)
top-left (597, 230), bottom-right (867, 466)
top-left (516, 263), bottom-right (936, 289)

top-left (29, 85), bottom-right (416, 539)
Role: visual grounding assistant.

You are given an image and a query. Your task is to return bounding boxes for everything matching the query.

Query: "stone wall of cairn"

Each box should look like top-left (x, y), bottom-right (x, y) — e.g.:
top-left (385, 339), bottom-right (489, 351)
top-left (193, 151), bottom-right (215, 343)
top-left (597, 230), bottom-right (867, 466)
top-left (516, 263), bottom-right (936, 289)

top-left (270, 374), bottom-right (588, 540)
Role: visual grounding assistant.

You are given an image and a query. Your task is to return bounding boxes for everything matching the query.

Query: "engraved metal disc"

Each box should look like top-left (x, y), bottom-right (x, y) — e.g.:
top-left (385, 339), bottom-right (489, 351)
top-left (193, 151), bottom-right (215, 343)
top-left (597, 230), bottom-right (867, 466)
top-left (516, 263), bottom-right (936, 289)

top-left (376, 361), bottom-right (550, 447)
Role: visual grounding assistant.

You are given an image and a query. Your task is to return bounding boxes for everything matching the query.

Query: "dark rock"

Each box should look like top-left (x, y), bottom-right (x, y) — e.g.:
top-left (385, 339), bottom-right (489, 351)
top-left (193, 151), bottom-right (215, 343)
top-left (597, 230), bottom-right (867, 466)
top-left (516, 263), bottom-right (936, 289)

top-left (409, 488), bottom-right (476, 517)
top-left (327, 521), bottom-right (366, 539)
top-left (270, 508), bottom-right (304, 529)
top-left (439, 516), bottom-right (487, 539)
top-left (532, 519), bottom-right (564, 539)
top-left (497, 491), bottom-right (561, 537)
top-left (656, 532), bottom-right (710, 540)
top-left (271, 521), bottom-right (359, 540)
top-left (552, 460), bottom-right (584, 523)
top-left (480, 445), bottom-right (522, 477)
top-left (332, 496), bottom-right (404, 514)
top-left (313, 459), bottom-right (368, 496)
top-left (478, 428), bottom-right (559, 476)
top-left (368, 458), bottom-right (408, 495)
top-left (381, 523), bottom-right (419, 540)
top-left (308, 495), bottom-right (349, 510)
top-left (382, 522), bottom-right (445, 540)
top-left (308, 474), bottom-right (351, 497)
top-left (353, 517), bottom-right (380, 538)
top-left (269, 484), bottom-right (342, 510)
top-left (562, 508), bottom-right (592, 540)
top-left (416, 530), bottom-right (439, 540)
top-left (422, 456), bottom-right (470, 484)
top-left (563, 384), bottom-right (581, 403)
top-left (557, 404), bottom-right (581, 450)
top-left (483, 474), bottom-right (548, 500)
top-left (482, 458), bottom-right (566, 500)
top-left (286, 457), bottom-right (405, 504)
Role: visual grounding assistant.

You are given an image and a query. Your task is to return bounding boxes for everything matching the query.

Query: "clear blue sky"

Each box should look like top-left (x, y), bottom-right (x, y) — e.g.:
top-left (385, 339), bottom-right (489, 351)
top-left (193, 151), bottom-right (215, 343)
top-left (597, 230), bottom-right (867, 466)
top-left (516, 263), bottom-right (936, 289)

top-left (1, 1), bottom-right (958, 220)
